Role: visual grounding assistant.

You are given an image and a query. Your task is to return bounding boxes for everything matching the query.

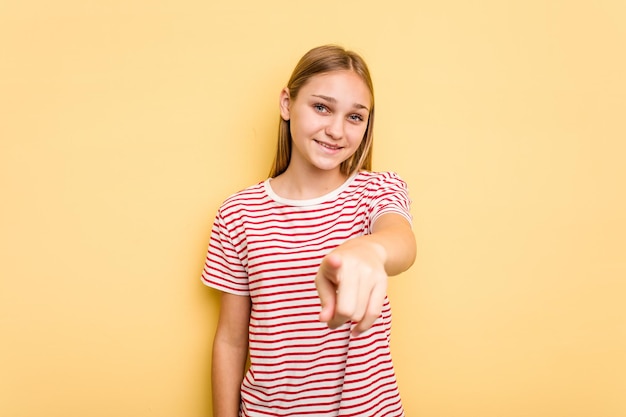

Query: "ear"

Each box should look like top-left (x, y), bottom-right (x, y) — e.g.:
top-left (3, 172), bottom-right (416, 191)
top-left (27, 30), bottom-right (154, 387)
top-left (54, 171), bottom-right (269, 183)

top-left (279, 87), bottom-right (291, 121)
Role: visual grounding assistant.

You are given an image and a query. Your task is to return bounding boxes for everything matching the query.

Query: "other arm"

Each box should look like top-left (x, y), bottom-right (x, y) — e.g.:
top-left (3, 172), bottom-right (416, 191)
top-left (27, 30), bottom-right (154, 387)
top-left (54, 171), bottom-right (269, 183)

top-left (212, 292), bottom-right (251, 417)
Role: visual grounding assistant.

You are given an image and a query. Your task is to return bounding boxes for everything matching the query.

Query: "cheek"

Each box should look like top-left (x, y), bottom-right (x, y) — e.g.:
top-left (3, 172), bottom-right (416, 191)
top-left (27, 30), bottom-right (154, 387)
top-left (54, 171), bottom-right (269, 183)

top-left (348, 125), bottom-right (368, 144)
top-left (292, 113), bottom-right (323, 136)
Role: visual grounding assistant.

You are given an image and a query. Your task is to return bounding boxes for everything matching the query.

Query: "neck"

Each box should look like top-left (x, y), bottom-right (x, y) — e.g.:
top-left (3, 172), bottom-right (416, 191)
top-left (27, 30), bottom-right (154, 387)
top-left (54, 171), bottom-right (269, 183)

top-left (271, 166), bottom-right (349, 200)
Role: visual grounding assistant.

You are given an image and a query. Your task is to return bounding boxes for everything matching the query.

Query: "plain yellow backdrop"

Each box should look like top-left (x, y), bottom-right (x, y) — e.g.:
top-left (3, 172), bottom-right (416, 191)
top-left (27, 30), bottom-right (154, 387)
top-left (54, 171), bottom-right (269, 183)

top-left (1, 1), bottom-right (625, 416)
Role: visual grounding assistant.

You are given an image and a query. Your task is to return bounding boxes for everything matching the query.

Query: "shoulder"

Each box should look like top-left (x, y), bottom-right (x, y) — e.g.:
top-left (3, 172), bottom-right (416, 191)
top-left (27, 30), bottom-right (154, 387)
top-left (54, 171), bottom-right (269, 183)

top-left (218, 180), bottom-right (269, 217)
top-left (221, 181), bottom-right (266, 204)
top-left (352, 170), bottom-right (409, 190)
top-left (354, 171), bottom-right (412, 224)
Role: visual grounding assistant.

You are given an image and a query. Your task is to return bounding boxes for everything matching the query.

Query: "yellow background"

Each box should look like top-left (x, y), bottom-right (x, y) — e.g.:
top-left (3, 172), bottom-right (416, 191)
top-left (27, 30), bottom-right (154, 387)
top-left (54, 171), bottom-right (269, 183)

top-left (1, 1), bottom-right (625, 416)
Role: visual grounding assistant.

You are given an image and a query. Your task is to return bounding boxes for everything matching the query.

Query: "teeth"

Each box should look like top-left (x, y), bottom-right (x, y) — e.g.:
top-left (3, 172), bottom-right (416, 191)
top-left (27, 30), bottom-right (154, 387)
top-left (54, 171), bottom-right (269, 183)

top-left (317, 140), bottom-right (339, 150)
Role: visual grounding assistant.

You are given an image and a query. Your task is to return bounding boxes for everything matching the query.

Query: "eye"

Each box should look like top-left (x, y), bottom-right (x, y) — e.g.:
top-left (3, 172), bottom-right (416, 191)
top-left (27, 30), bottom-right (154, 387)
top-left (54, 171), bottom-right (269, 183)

top-left (313, 103), bottom-right (330, 113)
top-left (348, 113), bottom-right (365, 123)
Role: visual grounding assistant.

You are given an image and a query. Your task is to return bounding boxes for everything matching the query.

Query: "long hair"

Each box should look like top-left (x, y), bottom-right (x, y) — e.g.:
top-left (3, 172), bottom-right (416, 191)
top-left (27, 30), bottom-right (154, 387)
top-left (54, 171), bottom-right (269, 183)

top-left (268, 45), bottom-right (375, 178)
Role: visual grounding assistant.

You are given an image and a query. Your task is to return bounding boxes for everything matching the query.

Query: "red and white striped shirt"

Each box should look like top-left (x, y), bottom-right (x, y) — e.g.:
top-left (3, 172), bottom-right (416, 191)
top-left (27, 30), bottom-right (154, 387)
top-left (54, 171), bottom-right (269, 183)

top-left (202, 171), bottom-right (412, 417)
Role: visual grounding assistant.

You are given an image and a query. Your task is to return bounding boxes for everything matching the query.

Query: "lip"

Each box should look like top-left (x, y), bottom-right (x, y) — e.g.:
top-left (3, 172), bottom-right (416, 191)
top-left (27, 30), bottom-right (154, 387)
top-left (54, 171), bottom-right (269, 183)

top-left (314, 139), bottom-right (343, 151)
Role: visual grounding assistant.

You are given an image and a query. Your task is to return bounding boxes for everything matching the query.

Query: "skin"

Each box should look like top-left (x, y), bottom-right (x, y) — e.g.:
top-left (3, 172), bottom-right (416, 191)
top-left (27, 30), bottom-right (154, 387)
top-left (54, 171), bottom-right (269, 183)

top-left (316, 213), bottom-right (416, 336)
top-left (212, 293), bottom-right (250, 417)
top-left (273, 70), bottom-right (372, 198)
top-left (211, 69), bottom-right (416, 416)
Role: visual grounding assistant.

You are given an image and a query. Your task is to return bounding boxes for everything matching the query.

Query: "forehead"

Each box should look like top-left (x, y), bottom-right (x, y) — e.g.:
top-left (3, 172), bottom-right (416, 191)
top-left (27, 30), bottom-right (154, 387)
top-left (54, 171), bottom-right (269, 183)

top-left (300, 70), bottom-right (372, 108)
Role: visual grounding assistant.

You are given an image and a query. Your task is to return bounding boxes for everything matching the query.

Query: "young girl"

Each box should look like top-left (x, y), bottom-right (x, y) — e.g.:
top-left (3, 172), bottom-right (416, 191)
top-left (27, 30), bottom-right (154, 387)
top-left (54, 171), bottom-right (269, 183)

top-left (202, 45), bottom-right (416, 417)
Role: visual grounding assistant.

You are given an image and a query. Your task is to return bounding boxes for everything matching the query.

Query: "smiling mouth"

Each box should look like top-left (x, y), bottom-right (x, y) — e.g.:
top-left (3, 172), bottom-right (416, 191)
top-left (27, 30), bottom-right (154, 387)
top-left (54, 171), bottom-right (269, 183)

top-left (314, 140), bottom-right (342, 150)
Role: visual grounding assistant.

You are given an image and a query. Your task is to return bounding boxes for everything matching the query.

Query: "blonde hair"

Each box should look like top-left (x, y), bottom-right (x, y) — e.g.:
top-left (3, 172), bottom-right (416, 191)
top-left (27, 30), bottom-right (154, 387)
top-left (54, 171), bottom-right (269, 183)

top-left (269, 45), bottom-right (375, 178)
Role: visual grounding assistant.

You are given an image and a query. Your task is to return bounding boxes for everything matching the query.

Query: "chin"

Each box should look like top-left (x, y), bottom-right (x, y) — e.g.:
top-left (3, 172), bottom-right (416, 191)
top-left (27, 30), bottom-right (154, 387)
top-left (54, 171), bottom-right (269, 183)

top-left (311, 161), bottom-right (344, 172)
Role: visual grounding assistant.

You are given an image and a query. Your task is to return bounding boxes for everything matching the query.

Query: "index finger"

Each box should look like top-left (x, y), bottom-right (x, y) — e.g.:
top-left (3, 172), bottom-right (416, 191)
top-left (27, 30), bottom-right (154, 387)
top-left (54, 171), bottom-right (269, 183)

top-left (316, 269), bottom-right (337, 324)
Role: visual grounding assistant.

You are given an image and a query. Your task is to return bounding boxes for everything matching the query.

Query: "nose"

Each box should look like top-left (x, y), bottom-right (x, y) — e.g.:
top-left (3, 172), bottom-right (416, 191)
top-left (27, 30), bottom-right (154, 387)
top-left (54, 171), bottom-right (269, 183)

top-left (325, 116), bottom-right (344, 140)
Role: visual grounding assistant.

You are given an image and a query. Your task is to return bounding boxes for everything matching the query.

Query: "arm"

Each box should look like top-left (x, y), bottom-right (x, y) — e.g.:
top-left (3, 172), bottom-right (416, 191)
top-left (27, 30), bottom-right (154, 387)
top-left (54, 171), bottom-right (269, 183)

top-left (316, 213), bottom-right (416, 335)
top-left (212, 292), bottom-right (251, 417)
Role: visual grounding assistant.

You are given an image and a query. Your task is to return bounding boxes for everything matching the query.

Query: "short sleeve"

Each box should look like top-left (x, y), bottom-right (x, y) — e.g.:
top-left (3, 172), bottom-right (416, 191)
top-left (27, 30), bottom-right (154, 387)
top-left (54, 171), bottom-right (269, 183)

top-left (201, 210), bottom-right (250, 296)
top-left (368, 172), bottom-right (413, 229)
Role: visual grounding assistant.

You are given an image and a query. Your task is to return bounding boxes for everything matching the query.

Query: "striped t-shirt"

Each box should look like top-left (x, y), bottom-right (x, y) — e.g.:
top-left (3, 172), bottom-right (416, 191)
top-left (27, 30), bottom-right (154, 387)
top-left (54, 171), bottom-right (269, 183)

top-left (202, 171), bottom-right (412, 417)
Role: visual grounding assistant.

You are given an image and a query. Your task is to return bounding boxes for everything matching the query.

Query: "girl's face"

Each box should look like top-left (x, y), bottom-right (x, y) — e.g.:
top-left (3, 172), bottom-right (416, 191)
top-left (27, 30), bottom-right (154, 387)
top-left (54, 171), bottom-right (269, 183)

top-left (280, 70), bottom-right (371, 176)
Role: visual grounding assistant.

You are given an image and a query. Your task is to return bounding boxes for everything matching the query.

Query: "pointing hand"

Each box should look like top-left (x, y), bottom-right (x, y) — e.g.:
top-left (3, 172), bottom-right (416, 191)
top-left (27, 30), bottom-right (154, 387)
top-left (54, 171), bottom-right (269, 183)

top-left (315, 240), bottom-right (388, 336)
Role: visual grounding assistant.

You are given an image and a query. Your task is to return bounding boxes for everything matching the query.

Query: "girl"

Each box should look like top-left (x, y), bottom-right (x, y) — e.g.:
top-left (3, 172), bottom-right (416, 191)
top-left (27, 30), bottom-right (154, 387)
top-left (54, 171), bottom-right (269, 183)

top-left (202, 45), bottom-right (416, 417)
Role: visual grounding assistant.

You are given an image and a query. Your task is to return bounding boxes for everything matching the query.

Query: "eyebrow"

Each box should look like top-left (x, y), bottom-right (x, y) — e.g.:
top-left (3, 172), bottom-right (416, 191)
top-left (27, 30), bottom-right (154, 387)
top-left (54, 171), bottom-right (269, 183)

top-left (311, 94), bottom-right (370, 112)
